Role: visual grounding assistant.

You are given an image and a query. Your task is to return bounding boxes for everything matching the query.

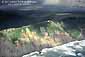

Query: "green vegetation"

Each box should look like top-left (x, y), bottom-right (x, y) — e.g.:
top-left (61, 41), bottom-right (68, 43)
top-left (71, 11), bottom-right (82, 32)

top-left (0, 20), bottom-right (81, 47)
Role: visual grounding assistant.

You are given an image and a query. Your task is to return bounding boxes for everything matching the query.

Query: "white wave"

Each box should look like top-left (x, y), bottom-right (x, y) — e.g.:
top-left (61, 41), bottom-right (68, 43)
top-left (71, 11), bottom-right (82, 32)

top-left (22, 40), bottom-right (85, 57)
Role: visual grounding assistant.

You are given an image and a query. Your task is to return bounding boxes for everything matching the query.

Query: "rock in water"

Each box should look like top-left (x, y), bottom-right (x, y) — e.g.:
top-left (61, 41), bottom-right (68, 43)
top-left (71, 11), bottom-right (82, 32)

top-left (22, 40), bottom-right (85, 57)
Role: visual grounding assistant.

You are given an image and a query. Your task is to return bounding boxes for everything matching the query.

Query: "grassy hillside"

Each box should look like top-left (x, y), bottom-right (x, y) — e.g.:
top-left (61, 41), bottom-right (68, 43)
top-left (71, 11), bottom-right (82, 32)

top-left (0, 19), bottom-right (83, 57)
top-left (0, 20), bottom-right (81, 48)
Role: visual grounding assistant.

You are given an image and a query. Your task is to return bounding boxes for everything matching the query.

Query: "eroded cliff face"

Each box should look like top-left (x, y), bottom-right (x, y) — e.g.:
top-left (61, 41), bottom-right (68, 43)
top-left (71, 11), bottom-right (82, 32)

top-left (22, 40), bottom-right (85, 57)
top-left (0, 33), bottom-right (71, 57)
top-left (0, 38), bottom-right (19, 57)
top-left (0, 34), bottom-right (85, 57)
